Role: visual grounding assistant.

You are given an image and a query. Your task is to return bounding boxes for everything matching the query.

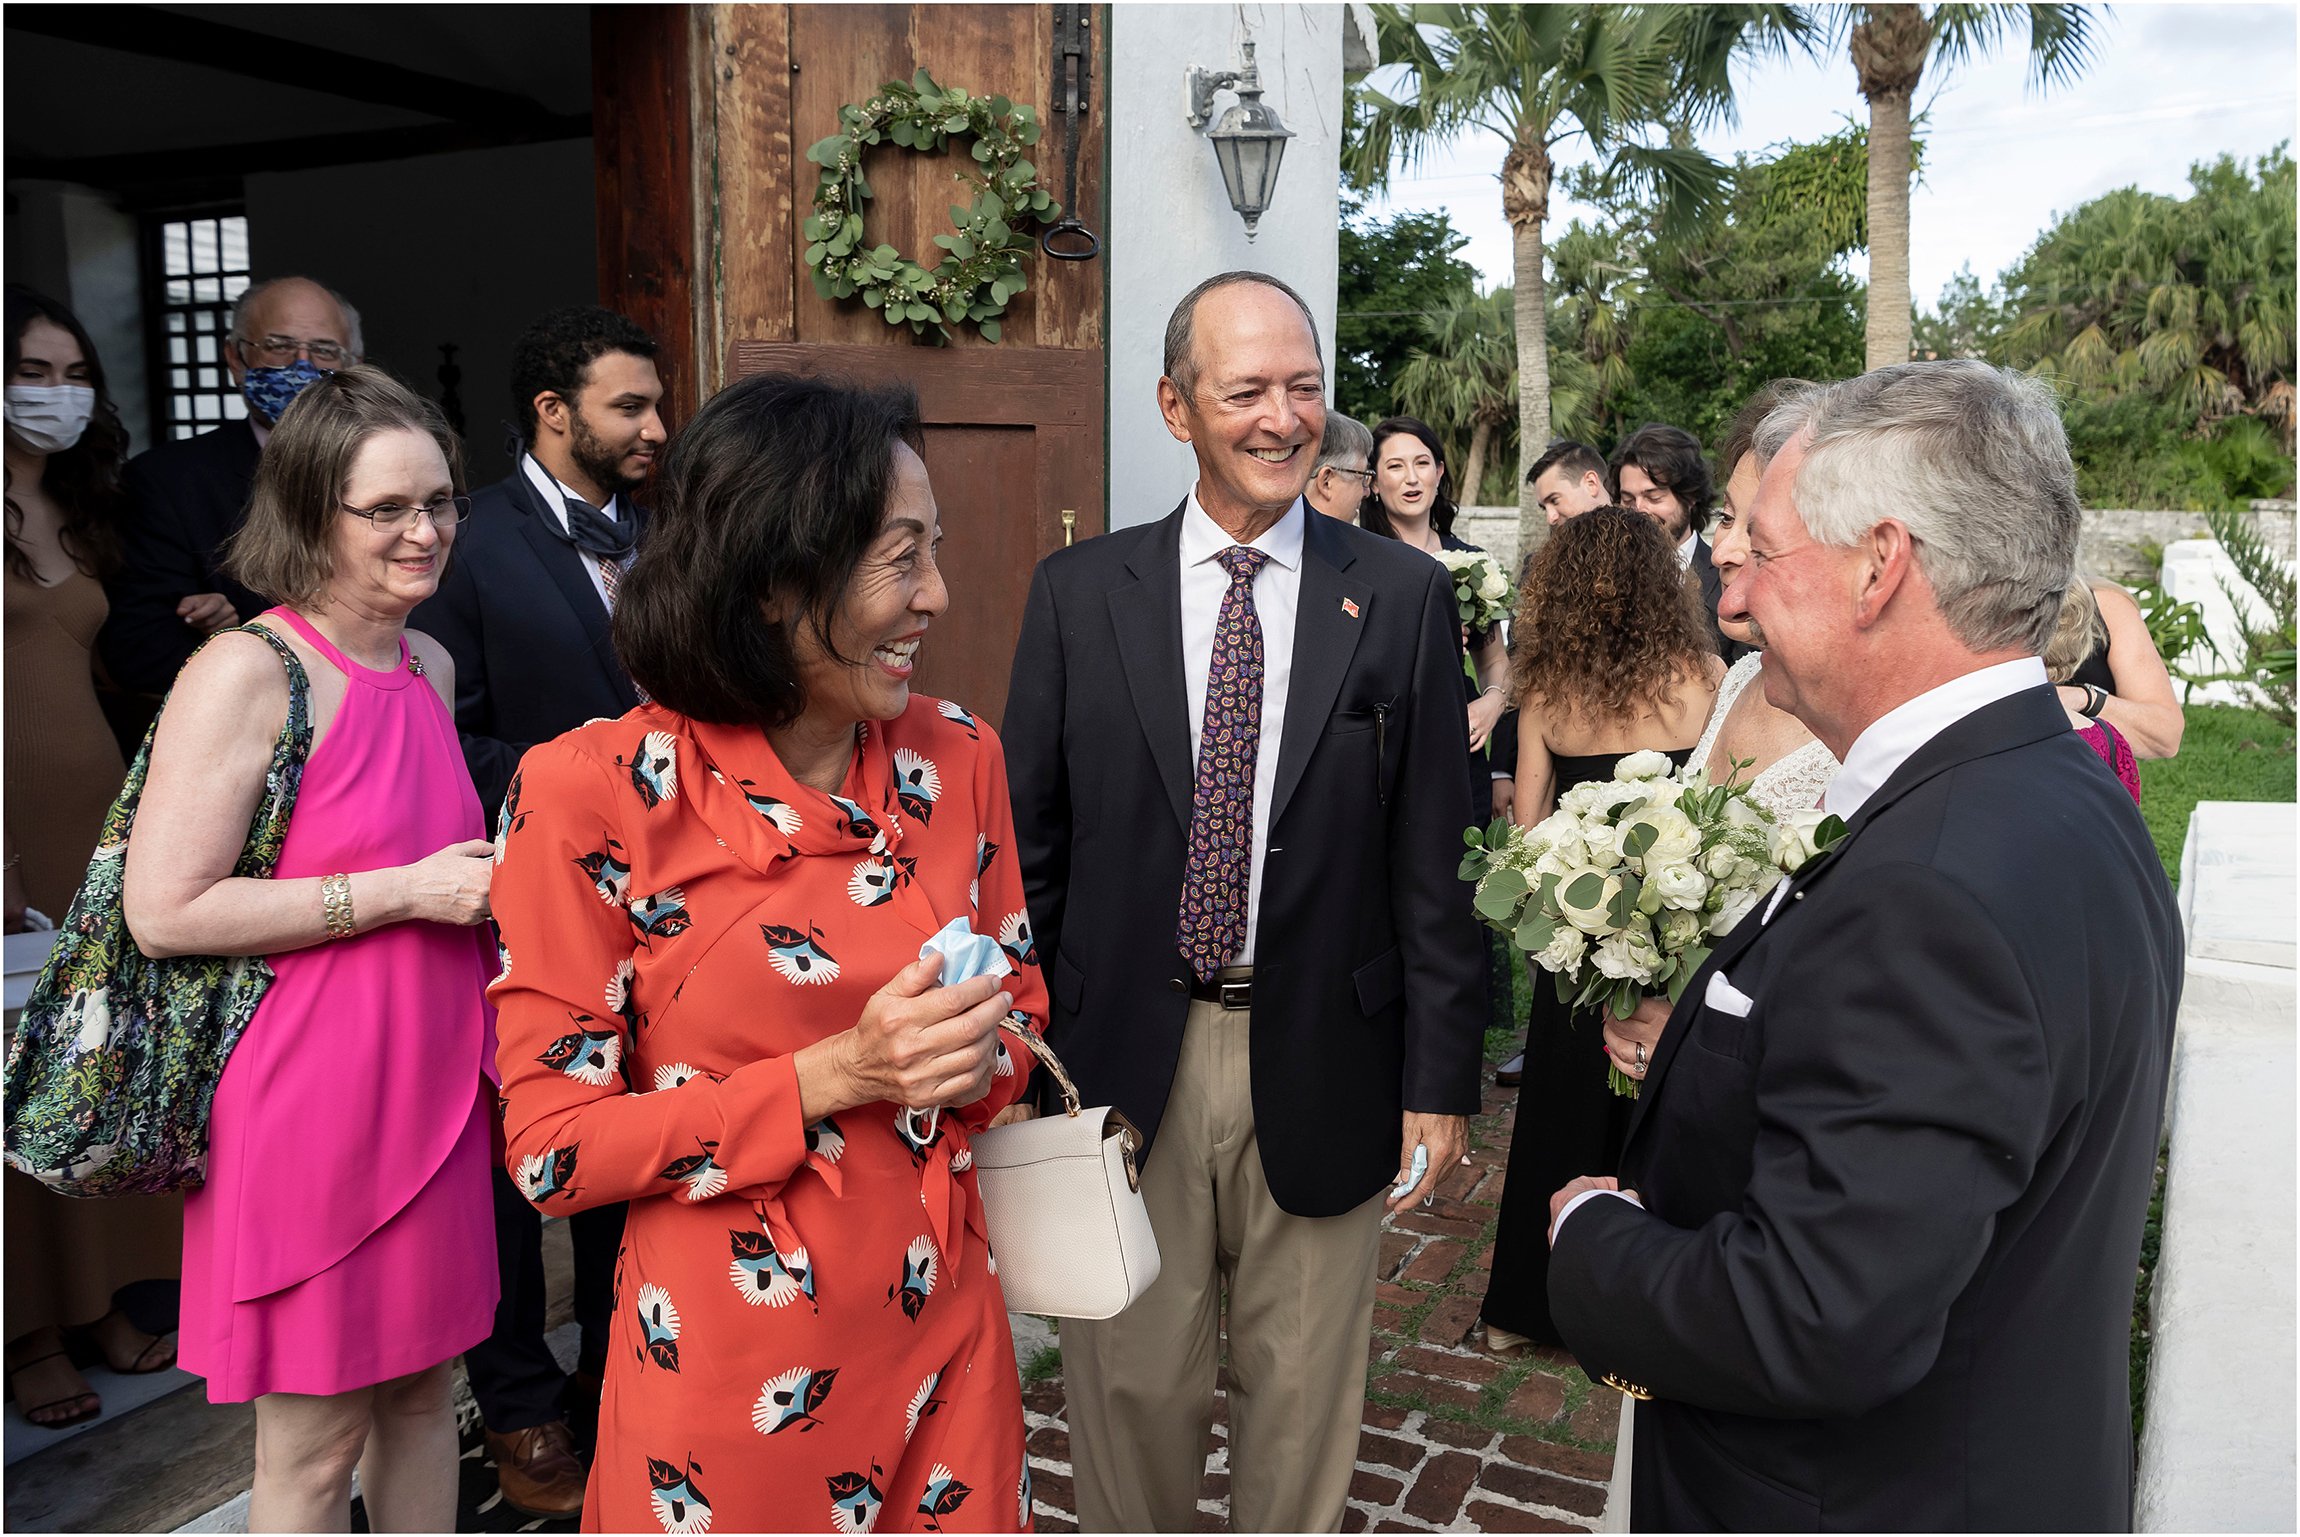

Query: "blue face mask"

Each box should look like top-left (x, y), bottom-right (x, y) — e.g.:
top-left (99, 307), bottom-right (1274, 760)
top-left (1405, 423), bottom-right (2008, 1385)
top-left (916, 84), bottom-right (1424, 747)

top-left (241, 359), bottom-right (330, 423)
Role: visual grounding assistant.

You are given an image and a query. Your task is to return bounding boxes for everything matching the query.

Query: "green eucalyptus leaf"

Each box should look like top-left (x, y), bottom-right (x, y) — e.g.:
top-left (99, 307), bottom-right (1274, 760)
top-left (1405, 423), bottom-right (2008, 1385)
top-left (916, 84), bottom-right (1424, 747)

top-left (978, 318), bottom-right (1001, 342)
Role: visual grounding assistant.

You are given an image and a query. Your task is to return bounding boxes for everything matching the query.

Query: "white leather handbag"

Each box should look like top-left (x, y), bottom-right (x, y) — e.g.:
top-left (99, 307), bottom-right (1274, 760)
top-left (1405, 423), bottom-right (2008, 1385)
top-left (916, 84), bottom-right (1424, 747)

top-left (970, 1030), bottom-right (1161, 1319)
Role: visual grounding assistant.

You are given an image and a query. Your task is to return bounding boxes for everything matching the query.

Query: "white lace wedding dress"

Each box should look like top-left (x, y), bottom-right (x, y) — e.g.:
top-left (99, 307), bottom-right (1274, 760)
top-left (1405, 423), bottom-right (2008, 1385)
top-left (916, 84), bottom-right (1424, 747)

top-left (1596, 652), bottom-right (1839, 1533)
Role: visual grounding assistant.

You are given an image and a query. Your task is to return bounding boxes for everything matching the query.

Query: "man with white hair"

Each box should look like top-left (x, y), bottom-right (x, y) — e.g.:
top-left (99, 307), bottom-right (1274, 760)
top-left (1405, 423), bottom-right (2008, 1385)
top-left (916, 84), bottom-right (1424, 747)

top-left (1545, 361), bottom-right (2181, 1530)
top-left (101, 276), bottom-right (362, 711)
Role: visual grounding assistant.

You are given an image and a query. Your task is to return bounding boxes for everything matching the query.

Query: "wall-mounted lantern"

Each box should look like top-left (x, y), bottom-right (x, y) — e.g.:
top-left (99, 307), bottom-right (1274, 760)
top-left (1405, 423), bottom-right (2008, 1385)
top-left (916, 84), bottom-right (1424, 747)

top-left (1184, 40), bottom-right (1295, 241)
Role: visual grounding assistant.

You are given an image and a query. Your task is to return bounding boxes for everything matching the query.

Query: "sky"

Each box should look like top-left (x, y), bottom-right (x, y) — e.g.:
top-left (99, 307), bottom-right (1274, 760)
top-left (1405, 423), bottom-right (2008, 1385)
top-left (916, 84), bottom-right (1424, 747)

top-left (1360, 1), bottom-right (2299, 309)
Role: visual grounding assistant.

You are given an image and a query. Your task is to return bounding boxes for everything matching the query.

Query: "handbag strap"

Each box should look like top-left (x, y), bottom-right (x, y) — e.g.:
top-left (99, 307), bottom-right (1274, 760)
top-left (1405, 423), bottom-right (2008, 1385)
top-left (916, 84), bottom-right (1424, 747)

top-left (1007, 1025), bottom-right (1085, 1117)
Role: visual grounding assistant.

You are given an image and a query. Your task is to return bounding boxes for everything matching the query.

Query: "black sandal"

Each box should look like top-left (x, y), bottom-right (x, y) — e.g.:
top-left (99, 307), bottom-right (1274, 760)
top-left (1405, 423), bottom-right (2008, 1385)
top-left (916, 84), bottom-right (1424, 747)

top-left (8, 1349), bottom-right (102, 1428)
top-left (62, 1314), bottom-right (178, 1376)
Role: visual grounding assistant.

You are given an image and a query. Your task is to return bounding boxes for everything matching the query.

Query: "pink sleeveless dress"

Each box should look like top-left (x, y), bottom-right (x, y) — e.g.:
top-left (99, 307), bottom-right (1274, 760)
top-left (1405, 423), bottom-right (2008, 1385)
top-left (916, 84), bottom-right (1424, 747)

top-left (179, 609), bottom-right (499, 1401)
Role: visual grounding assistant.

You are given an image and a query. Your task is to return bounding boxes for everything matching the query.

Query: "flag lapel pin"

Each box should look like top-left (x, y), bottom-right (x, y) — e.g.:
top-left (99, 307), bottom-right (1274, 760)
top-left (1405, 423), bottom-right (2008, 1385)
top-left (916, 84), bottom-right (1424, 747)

top-left (1341, 598), bottom-right (1360, 619)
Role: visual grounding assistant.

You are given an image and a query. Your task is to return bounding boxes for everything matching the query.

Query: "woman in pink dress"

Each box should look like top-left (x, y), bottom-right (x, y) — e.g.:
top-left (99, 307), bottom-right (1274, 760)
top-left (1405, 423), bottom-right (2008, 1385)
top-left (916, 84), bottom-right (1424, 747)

top-left (122, 366), bottom-right (497, 1531)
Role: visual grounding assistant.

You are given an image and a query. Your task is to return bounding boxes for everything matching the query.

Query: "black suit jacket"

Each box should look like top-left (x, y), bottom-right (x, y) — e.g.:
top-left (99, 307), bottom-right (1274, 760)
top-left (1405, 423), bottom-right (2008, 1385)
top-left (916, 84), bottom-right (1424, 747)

top-left (1691, 536), bottom-right (1755, 666)
top-left (1548, 685), bottom-right (2180, 1531)
top-left (1003, 503), bottom-right (1487, 1218)
top-left (100, 420), bottom-right (266, 697)
top-left (410, 470), bottom-right (643, 825)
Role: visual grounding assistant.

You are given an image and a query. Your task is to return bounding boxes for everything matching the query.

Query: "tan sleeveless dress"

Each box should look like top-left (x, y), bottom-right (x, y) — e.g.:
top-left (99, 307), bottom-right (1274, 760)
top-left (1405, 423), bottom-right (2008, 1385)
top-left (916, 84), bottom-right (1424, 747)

top-left (4, 565), bottom-right (181, 1340)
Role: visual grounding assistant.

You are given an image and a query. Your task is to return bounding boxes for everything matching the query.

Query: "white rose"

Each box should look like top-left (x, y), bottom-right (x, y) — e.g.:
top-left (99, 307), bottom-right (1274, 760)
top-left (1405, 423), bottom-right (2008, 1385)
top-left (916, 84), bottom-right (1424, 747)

top-left (1625, 805), bottom-right (1702, 870)
top-left (1555, 866), bottom-right (1627, 935)
top-left (1532, 922), bottom-right (1589, 974)
top-left (1701, 842), bottom-right (1739, 881)
top-left (1559, 781), bottom-right (1609, 817)
top-left (1710, 883), bottom-right (1765, 937)
top-left (1617, 749), bottom-right (1675, 781)
top-left (1658, 906), bottom-right (1705, 950)
top-left (1479, 569), bottom-right (1508, 601)
top-left (1649, 861), bottom-right (1711, 911)
top-left (1592, 924), bottom-right (1661, 982)
top-left (1580, 820), bottom-right (1624, 866)
top-left (1774, 811), bottom-right (1832, 873)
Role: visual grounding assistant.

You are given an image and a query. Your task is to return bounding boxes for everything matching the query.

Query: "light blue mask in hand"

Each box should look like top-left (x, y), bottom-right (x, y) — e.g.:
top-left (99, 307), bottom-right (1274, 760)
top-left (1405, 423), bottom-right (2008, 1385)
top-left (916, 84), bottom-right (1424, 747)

top-left (903, 918), bottom-right (1017, 1144)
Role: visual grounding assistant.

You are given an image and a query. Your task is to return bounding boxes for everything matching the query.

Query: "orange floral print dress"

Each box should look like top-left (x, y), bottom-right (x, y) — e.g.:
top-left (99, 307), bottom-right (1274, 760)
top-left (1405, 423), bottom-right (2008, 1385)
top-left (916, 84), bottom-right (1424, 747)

top-left (489, 694), bottom-right (1046, 1535)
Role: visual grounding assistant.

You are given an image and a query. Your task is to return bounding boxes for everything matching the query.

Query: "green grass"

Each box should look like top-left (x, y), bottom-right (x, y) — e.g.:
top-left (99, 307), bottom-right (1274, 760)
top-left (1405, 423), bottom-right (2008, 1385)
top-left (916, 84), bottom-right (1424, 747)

top-left (2138, 704), bottom-right (2297, 877)
top-left (1020, 1343), bottom-right (1062, 1386)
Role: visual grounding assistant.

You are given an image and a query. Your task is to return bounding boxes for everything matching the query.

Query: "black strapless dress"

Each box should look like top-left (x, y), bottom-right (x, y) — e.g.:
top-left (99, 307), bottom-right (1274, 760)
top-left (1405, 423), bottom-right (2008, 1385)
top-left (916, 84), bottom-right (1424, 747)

top-left (1481, 744), bottom-right (1694, 1346)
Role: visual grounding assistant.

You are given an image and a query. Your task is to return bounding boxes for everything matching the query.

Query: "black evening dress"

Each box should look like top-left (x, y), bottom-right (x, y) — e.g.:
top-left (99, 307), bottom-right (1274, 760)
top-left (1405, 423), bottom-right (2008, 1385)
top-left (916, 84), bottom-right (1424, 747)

top-left (1481, 744), bottom-right (1695, 1347)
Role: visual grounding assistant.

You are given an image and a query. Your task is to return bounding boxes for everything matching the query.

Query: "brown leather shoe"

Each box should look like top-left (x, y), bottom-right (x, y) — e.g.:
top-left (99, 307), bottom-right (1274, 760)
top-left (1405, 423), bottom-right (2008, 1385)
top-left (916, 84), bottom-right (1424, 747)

top-left (487, 1420), bottom-right (589, 1519)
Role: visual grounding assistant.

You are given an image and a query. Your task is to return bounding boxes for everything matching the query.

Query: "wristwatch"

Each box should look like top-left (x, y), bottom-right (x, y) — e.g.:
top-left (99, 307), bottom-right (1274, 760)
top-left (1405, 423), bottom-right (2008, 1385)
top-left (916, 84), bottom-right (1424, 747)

top-left (2078, 683), bottom-right (2110, 719)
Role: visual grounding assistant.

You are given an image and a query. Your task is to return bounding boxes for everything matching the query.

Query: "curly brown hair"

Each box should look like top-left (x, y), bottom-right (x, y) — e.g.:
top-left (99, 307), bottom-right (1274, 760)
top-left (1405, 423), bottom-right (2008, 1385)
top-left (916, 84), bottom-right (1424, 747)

top-left (1510, 505), bottom-right (1713, 725)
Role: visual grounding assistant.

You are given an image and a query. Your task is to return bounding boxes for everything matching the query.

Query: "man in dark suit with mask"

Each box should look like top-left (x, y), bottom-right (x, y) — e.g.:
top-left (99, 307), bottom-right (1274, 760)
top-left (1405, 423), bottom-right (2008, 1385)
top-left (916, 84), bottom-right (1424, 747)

top-left (1004, 272), bottom-right (1484, 1531)
top-left (1547, 363), bottom-right (2181, 1531)
top-left (411, 305), bottom-right (664, 1518)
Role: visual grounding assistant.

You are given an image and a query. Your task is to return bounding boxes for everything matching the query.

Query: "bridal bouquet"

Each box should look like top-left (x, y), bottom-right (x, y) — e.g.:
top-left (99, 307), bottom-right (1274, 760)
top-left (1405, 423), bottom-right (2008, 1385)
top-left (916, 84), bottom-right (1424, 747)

top-left (1433, 547), bottom-right (1515, 636)
top-left (1460, 751), bottom-right (1844, 1095)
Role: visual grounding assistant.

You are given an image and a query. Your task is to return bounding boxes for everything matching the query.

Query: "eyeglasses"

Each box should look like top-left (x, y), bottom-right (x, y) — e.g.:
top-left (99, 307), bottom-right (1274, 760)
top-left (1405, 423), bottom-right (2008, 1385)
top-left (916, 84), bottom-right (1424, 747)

top-left (1324, 465), bottom-right (1375, 485)
top-left (340, 495), bottom-right (471, 534)
top-left (238, 335), bottom-right (352, 367)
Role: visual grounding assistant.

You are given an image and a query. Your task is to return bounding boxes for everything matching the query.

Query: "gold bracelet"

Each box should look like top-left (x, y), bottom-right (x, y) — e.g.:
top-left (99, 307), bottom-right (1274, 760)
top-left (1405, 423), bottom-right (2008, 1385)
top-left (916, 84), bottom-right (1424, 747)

top-left (320, 873), bottom-right (357, 939)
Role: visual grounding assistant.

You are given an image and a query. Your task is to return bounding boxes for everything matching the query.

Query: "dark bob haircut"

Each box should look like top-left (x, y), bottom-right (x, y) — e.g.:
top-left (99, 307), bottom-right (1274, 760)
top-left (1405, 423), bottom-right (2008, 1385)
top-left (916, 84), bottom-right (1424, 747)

top-left (1610, 423), bottom-right (1716, 534)
top-left (612, 372), bottom-right (923, 726)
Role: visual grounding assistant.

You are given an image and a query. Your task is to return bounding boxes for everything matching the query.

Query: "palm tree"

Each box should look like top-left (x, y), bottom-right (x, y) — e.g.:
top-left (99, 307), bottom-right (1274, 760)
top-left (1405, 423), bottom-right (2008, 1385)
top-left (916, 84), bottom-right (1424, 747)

top-left (1348, 4), bottom-right (1804, 553)
top-left (1394, 285), bottom-right (1518, 500)
top-left (1841, 3), bottom-right (2101, 371)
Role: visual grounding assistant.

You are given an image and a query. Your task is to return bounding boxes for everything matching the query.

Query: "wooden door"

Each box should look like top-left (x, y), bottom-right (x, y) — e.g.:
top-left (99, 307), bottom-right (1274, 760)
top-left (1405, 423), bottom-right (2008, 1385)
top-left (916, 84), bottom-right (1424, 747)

top-left (595, 3), bottom-right (1107, 728)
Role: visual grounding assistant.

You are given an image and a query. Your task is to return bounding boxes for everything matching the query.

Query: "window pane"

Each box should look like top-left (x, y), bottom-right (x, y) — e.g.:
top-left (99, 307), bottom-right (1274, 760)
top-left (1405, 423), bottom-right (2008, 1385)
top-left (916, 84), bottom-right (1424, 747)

top-left (171, 368), bottom-right (189, 389)
top-left (193, 276), bottom-right (218, 303)
top-left (174, 424), bottom-right (196, 440)
top-left (223, 273), bottom-right (250, 301)
top-left (194, 310), bottom-right (215, 332)
top-left (167, 337), bottom-right (187, 364)
top-left (165, 279), bottom-right (191, 305)
top-left (221, 217), bottom-right (249, 271)
top-left (166, 311), bottom-right (187, 334)
top-left (164, 223), bottom-right (189, 277)
top-left (198, 367), bottom-right (218, 389)
top-left (194, 395), bottom-right (219, 421)
top-left (174, 393), bottom-right (195, 422)
top-left (195, 335), bottom-right (215, 363)
top-left (191, 220), bottom-right (218, 273)
top-left (224, 395), bottom-right (247, 420)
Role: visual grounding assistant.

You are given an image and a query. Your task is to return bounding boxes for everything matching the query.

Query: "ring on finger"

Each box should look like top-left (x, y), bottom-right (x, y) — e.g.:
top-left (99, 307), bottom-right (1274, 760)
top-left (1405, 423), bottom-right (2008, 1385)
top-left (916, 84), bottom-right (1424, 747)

top-left (1634, 1041), bottom-right (1647, 1070)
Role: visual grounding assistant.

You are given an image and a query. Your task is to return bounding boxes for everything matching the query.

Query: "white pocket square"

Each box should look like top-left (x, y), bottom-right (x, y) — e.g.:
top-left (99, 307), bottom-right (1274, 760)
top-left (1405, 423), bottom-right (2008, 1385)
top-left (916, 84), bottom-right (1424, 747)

top-left (1705, 972), bottom-right (1755, 1017)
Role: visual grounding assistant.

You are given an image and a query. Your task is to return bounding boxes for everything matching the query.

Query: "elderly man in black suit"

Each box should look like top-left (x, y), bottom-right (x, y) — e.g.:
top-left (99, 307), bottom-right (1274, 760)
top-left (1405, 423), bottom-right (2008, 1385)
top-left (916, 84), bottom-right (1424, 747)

top-left (1003, 272), bottom-right (1485, 1531)
top-left (409, 305), bottom-right (664, 1519)
top-left (99, 276), bottom-right (360, 731)
top-left (1547, 361), bottom-right (2181, 1531)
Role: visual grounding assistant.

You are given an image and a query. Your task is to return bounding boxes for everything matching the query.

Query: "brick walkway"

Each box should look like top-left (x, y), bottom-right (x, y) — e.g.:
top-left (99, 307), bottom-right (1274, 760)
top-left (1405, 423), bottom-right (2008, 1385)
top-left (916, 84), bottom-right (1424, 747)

top-left (1019, 1078), bottom-right (1622, 1533)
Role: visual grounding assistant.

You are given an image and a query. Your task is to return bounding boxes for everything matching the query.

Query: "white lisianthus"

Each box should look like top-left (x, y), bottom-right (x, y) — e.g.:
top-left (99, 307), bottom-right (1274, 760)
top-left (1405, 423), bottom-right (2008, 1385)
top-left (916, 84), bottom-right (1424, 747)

top-left (1533, 922), bottom-right (1589, 973)
top-left (1710, 882), bottom-right (1766, 936)
top-left (1555, 867), bottom-right (1627, 935)
top-left (1649, 861), bottom-right (1711, 911)
top-left (1592, 923), bottom-right (1662, 983)
top-left (1616, 749), bottom-right (1675, 781)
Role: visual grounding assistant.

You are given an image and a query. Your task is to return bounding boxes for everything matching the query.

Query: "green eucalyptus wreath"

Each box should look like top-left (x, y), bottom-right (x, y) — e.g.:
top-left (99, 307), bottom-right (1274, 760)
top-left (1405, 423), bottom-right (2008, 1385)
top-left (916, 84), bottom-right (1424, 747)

top-left (803, 70), bottom-right (1061, 344)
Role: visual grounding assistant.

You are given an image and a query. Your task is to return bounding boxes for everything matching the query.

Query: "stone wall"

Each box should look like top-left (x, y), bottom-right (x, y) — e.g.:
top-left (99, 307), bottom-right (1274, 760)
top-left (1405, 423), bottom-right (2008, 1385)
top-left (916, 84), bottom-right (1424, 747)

top-left (1453, 502), bottom-right (2299, 586)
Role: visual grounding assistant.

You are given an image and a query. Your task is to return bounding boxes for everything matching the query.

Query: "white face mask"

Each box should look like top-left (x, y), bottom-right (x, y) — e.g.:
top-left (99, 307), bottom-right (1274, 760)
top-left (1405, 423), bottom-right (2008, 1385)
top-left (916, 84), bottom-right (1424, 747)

top-left (6, 384), bottom-right (97, 454)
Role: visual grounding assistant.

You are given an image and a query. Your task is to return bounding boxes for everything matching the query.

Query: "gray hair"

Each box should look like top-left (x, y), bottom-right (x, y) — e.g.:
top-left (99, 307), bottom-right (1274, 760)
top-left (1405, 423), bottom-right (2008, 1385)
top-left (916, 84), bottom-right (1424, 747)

top-left (231, 276), bottom-right (365, 361)
top-left (1753, 360), bottom-right (2079, 654)
top-left (1314, 408), bottom-right (1374, 473)
top-left (1162, 270), bottom-right (1323, 399)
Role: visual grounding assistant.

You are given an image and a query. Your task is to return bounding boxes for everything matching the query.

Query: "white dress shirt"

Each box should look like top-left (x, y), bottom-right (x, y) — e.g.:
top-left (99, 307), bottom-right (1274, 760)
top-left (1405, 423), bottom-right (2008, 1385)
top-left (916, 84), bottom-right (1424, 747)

top-left (1180, 492), bottom-right (1305, 965)
top-left (1553, 653), bottom-right (2052, 1245)
top-left (1677, 530), bottom-right (1698, 570)
top-left (522, 453), bottom-right (626, 611)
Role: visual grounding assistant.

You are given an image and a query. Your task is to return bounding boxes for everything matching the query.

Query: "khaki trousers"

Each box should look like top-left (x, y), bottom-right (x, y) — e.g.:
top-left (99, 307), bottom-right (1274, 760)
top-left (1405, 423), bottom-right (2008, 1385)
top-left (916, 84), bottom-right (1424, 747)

top-left (1063, 995), bottom-right (1385, 1532)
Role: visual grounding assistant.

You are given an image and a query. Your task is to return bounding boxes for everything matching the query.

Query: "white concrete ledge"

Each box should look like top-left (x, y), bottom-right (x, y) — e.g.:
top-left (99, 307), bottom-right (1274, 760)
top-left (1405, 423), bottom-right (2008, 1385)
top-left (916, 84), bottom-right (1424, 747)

top-left (2134, 803), bottom-right (2297, 1533)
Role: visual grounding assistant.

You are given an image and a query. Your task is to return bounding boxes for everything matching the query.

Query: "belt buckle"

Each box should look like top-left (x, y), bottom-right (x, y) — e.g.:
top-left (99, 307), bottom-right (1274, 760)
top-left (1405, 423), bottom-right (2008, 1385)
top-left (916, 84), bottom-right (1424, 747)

top-left (1219, 980), bottom-right (1253, 1011)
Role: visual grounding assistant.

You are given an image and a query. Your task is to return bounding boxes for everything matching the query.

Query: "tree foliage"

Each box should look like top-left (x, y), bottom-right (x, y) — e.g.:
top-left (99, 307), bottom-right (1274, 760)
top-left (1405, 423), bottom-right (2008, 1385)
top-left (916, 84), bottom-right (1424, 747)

top-left (1394, 285), bottom-right (1519, 502)
top-left (1334, 198), bottom-right (1481, 426)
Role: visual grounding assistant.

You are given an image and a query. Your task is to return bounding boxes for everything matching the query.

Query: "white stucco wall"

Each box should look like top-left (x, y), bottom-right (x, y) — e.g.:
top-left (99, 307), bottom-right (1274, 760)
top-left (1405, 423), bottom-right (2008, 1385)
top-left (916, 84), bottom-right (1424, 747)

top-left (1107, 4), bottom-right (1345, 528)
